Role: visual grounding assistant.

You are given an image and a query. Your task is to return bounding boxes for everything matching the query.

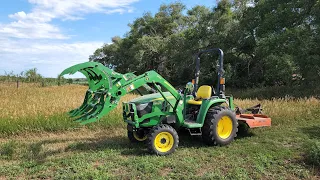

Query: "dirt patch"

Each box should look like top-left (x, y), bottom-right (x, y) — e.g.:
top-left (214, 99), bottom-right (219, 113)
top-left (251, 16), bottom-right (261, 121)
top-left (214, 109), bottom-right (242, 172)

top-left (159, 167), bottom-right (172, 177)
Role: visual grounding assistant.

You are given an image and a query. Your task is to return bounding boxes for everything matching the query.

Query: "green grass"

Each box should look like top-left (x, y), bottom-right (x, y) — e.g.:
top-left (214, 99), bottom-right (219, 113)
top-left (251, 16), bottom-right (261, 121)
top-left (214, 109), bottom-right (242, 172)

top-left (305, 140), bottom-right (320, 167)
top-left (1, 104), bottom-right (320, 179)
top-left (1, 84), bottom-right (320, 179)
top-left (0, 113), bottom-right (125, 137)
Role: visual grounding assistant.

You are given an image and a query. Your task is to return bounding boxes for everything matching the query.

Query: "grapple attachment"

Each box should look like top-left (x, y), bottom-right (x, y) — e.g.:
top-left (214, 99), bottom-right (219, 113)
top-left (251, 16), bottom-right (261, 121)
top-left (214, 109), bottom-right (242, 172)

top-left (60, 62), bottom-right (136, 124)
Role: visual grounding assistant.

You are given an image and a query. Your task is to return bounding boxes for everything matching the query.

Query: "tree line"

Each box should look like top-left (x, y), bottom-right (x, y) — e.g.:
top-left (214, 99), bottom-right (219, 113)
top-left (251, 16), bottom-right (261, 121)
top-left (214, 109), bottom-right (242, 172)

top-left (89, 0), bottom-right (320, 88)
top-left (0, 68), bottom-right (73, 87)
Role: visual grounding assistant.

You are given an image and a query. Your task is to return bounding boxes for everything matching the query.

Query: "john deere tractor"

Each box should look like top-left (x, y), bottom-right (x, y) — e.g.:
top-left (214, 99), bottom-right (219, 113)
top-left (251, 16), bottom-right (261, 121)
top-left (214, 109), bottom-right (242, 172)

top-left (61, 48), bottom-right (271, 155)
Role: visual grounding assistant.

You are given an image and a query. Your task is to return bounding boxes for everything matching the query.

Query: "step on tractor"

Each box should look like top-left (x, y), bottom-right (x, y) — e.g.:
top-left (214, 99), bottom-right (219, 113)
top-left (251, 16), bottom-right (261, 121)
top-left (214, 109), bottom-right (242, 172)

top-left (61, 48), bottom-right (271, 155)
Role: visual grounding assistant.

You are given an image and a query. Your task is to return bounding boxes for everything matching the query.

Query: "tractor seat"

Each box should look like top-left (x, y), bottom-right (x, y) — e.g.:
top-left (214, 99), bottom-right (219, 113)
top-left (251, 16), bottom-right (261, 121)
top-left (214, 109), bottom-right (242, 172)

top-left (188, 85), bottom-right (212, 105)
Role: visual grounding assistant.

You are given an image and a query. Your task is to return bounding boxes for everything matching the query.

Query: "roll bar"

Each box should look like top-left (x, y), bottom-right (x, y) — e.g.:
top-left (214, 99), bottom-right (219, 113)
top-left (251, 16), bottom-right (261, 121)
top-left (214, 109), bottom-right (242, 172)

top-left (194, 48), bottom-right (225, 96)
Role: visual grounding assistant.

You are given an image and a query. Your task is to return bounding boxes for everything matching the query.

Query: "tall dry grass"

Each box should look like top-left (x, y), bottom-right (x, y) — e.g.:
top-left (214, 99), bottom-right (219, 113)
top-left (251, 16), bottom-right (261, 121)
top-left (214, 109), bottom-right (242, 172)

top-left (0, 84), bottom-right (87, 119)
top-left (0, 84), bottom-right (138, 136)
top-left (0, 83), bottom-right (319, 136)
top-left (234, 97), bottom-right (320, 122)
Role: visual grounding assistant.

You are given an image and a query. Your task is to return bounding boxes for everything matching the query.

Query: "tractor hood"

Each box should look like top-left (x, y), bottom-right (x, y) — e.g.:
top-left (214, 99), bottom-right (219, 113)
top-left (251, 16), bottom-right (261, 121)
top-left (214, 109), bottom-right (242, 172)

top-left (129, 92), bottom-right (174, 104)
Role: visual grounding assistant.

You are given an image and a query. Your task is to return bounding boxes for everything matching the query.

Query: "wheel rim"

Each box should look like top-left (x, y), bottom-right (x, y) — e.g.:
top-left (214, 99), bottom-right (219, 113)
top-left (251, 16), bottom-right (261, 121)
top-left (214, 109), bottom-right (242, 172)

top-left (217, 116), bottom-right (233, 139)
top-left (133, 131), bottom-right (147, 141)
top-left (154, 132), bottom-right (174, 152)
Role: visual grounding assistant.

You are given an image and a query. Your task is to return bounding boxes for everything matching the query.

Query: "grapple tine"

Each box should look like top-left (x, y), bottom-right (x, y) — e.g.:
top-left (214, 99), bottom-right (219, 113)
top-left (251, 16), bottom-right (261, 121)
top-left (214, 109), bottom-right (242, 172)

top-left (60, 63), bottom-right (87, 76)
top-left (68, 90), bottom-right (93, 116)
top-left (80, 69), bottom-right (97, 89)
top-left (74, 105), bottom-right (103, 122)
top-left (71, 92), bottom-right (102, 117)
top-left (79, 96), bottom-right (119, 125)
top-left (67, 69), bottom-right (97, 117)
top-left (81, 68), bottom-right (109, 91)
top-left (74, 93), bottom-right (106, 122)
top-left (85, 68), bottom-right (107, 88)
top-left (70, 94), bottom-right (94, 117)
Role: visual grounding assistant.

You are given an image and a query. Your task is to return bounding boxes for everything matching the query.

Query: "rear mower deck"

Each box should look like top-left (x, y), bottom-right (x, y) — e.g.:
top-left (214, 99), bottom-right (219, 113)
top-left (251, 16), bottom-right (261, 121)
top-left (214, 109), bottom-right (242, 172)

top-left (236, 114), bottom-right (271, 128)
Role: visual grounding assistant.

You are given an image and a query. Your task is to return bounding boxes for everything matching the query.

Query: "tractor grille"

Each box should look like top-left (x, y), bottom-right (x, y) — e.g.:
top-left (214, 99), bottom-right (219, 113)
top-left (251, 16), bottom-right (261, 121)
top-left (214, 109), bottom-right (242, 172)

top-left (123, 103), bottom-right (135, 121)
top-left (123, 102), bottom-right (152, 121)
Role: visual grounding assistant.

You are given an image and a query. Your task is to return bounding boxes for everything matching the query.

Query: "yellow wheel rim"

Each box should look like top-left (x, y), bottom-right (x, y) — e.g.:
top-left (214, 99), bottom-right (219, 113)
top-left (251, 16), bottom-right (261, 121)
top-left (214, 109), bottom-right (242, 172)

top-left (217, 116), bottom-right (233, 139)
top-left (133, 131), bottom-right (147, 141)
top-left (154, 132), bottom-right (174, 153)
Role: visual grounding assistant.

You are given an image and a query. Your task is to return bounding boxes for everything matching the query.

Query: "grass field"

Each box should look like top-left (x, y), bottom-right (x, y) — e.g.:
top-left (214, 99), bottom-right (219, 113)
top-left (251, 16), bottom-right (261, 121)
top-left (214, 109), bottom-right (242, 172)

top-left (0, 84), bottom-right (320, 179)
top-left (0, 83), bottom-right (137, 136)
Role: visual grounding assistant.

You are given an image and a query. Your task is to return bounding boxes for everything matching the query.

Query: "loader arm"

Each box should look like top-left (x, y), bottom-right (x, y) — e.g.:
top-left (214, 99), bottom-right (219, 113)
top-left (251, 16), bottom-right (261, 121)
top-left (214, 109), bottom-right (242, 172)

top-left (61, 62), bottom-right (182, 125)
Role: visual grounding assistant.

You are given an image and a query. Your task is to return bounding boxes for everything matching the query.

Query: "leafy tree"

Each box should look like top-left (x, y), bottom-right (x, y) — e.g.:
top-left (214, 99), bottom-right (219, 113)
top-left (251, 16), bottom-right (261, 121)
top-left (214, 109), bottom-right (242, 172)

top-left (89, 1), bottom-right (320, 88)
top-left (24, 68), bottom-right (42, 82)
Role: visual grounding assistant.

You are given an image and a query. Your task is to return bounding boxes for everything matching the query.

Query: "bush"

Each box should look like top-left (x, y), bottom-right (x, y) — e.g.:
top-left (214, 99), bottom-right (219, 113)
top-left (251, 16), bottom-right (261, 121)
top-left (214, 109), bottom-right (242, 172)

top-left (305, 141), bottom-right (320, 166)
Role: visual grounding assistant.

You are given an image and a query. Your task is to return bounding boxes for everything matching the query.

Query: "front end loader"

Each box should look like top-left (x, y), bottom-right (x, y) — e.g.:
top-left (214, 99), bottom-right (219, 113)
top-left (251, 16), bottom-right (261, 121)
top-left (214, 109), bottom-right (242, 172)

top-left (61, 48), bottom-right (271, 155)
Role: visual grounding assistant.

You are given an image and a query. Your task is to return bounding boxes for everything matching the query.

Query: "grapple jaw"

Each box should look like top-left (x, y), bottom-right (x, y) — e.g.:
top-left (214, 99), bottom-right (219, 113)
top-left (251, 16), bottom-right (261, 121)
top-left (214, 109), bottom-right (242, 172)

top-left (61, 62), bottom-right (135, 125)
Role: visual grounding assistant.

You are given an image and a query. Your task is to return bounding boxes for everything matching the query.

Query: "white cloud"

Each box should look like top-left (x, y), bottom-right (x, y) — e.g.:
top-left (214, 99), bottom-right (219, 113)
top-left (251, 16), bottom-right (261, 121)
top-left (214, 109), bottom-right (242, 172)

top-left (0, 38), bottom-right (103, 77)
top-left (9, 11), bottom-right (28, 20)
top-left (0, 0), bottom-right (139, 77)
top-left (0, 0), bottom-right (138, 39)
top-left (28, 0), bottom-right (138, 18)
top-left (0, 20), bottom-right (67, 39)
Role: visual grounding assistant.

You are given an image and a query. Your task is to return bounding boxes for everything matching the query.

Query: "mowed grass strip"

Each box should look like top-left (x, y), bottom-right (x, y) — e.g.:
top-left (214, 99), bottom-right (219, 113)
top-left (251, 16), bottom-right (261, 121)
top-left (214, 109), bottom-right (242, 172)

top-left (0, 116), bottom-right (320, 179)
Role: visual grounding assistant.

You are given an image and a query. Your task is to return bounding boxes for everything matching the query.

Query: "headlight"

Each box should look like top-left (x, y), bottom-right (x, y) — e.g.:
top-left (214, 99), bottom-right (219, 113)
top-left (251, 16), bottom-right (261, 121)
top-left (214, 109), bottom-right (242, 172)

top-left (136, 102), bottom-right (153, 118)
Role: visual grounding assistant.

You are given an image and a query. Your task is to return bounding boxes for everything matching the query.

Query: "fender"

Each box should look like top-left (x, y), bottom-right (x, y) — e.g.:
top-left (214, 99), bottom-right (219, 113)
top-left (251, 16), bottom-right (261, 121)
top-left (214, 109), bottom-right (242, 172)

top-left (195, 98), bottom-right (228, 125)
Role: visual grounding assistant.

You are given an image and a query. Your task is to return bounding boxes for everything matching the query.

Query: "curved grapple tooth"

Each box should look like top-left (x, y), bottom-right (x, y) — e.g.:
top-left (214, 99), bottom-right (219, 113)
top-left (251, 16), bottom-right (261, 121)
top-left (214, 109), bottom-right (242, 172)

top-left (68, 90), bottom-right (93, 116)
top-left (71, 92), bottom-right (101, 118)
top-left (60, 64), bottom-right (80, 76)
top-left (79, 69), bottom-right (95, 88)
top-left (60, 62), bottom-right (95, 76)
top-left (68, 70), bottom-right (96, 117)
top-left (69, 92), bottom-right (95, 117)
top-left (84, 68), bottom-right (110, 91)
top-left (78, 96), bottom-right (119, 125)
top-left (74, 93), bottom-right (106, 122)
top-left (82, 69), bottom-right (101, 89)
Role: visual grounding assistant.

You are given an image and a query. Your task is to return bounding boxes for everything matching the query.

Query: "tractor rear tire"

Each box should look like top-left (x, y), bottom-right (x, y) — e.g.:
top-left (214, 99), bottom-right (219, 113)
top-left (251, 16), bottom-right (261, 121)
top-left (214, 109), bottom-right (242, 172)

top-left (147, 124), bottom-right (179, 155)
top-left (127, 125), bottom-right (148, 143)
top-left (202, 106), bottom-right (238, 146)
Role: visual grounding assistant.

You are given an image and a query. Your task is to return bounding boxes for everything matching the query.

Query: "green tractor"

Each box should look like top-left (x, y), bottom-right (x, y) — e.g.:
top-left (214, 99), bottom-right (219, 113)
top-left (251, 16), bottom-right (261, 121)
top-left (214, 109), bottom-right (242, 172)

top-left (61, 48), bottom-right (271, 155)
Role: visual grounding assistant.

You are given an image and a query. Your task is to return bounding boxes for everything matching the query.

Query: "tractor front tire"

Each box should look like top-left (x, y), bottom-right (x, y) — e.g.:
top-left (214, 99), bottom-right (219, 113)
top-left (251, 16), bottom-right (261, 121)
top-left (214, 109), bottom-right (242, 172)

top-left (147, 124), bottom-right (179, 155)
top-left (202, 106), bottom-right (238, 146)
top-left (127, 126), bottom-right (148, 143)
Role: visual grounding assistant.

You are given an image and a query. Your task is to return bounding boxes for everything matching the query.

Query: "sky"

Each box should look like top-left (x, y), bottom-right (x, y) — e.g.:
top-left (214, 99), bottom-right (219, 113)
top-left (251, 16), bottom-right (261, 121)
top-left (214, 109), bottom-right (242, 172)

top-left (0, 0), bottom-right (216, 78)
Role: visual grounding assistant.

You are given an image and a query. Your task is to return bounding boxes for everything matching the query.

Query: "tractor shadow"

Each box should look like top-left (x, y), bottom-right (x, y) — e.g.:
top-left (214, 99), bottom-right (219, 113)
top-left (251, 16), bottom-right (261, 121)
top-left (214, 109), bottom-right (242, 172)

top-left (22, 139), bottom-right (76, 163)
top-left (25, 127), bottom-right (256, 163)
top-left (63, 127), bottom-right (256, 156)
top-left (236, 123), bottom-right (256, 138)
top-left (65, 135), bottom-right (148, 156)
top-left (178, 126), bottom-right (255, 148)
top-left (24, 135), bottom-right (148, 164)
